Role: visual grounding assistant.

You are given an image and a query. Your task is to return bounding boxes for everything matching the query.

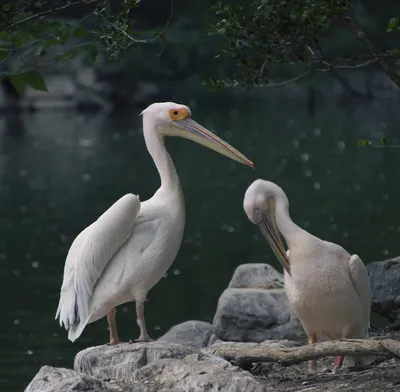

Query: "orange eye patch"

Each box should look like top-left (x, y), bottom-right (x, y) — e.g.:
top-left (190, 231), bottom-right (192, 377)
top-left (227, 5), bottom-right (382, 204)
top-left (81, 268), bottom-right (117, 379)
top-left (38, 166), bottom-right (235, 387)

top-left (169, 108), bottom-right (190, 121)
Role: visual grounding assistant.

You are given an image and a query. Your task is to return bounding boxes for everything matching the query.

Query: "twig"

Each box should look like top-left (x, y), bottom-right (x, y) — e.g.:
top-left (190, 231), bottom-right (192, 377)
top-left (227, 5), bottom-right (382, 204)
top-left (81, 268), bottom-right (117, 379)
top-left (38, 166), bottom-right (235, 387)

top-left (0, 0), bottom-right (102, 32)
top-left (108, 21), bottom-right (156, 45)
top-left (156, 0), bottom-right (174, 56)
top-left (211, 339), bottom-right (400, 367)
top-left (257, 71), bottom-right (310, 87)
top-left (315, 58), bottom-right (379, 71)
top-left (340, 16), bottom-right (400, 88)
top-left (109, 0), bottom-right (174, 50)
top-left (335, 54), bottom-right (394, 62)
top-left (365, 145), bottom-right (400, 148)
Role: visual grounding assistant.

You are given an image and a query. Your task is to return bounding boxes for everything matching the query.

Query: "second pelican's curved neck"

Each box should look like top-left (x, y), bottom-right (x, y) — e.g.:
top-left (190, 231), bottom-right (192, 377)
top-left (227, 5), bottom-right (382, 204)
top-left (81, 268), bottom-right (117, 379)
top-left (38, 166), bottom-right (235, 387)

top-left (143, 116), bottom-right (180, 191)
top-left (274, 193), bottom-right (302, 245)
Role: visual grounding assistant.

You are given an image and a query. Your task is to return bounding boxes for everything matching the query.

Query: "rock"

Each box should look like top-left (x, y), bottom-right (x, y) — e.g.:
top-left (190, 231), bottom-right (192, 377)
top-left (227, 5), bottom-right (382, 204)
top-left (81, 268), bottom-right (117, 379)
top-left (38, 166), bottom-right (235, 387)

top-left (228, 263), bottom-right (284, 290)
top-left (367, 257), bottom-right (400, 327)
top-left (25, 339), bottom-right (400, 392)
top-left (24, 365), bottom-right (115, 392)
top-left (158, 320), bottom-right (214, 348)
top-left (213, 288), bottom-right (305, 342)
top-left (74, 341), bottom-right (266, 392)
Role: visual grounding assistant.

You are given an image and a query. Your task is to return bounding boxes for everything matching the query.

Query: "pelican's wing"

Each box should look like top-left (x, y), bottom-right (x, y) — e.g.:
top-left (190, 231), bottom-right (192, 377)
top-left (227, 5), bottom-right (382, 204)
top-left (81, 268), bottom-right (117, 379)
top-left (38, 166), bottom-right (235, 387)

top-left (56, 193), bottom-right (141, 331)
top-left (348, 254), bottom-right (372, 334)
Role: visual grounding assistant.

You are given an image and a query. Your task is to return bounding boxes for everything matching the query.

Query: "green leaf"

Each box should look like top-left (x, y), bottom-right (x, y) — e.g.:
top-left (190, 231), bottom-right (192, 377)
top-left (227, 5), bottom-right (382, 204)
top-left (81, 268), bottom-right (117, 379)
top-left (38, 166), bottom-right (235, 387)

top-left (43, 39), bottom-right (58, 49)
top-left (388, 17), bottom-right (399, 32)
top-left (380, 136), bottom-right (391, 146)
top-left (72, 26), bottom-right (89, 38)
top-left (0, 32), bottom-right (9, 43)
top-left (9, 74), bottom-right (26, 95)
top-left (12, 12), bottom-right (34, 24)
top-left (10, 32), bottom-right (24, 47)
top-left (23, 70), bottom-right (48, 92)
top-left (0, 48), bottom-right (10, 62)
top-left (358, 139), bottom-right (372, 147)
top-left (53, 48), bottom-right (77, 63)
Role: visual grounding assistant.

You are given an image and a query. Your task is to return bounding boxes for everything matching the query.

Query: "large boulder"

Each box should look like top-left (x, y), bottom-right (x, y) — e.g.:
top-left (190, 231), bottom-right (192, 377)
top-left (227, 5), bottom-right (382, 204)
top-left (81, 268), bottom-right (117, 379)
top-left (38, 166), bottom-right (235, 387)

top-left (158, 320), bottom-right (214, 348)
top-left (228, 263), bottom-right (284, 290)
top-left (24, 366), bottom-right (116, 392)
top-left (213, 288), bottom-right (305, 342)
top-left (367, 257), bottom-right (400, 327)
top-left (25, 339), bottom-right (400, 392)
top-left (74, 341), bottom-right (266, 392)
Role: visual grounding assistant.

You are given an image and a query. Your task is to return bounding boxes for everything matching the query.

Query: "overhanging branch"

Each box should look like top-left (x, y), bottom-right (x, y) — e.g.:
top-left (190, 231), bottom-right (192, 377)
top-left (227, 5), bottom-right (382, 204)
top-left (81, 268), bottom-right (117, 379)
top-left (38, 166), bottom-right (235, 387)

top-left (0, 0), bottom-right (102, 32)
top-left (211, 339), bottom-right (400, 367)
top-left (314, 58), bottom-right (379, 71)
top-left (340, 16), bottom-right (400, 88)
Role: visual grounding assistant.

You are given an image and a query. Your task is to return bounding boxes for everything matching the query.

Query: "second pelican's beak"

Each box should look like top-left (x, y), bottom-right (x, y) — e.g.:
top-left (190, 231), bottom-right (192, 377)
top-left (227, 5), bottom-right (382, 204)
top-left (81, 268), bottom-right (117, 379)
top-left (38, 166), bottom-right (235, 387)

top-left (258, 210), bottom-right (291, 275)
top-left (171, 117), bottom-right (254, 168)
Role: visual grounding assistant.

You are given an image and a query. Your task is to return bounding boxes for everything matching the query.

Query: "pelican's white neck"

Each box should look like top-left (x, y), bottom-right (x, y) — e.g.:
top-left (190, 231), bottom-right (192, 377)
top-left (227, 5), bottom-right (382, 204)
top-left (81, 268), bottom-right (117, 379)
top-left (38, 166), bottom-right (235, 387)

top-left (274, 192), bottom-right (302, 246)
top-left (142, 115), bottom-right (181, 191)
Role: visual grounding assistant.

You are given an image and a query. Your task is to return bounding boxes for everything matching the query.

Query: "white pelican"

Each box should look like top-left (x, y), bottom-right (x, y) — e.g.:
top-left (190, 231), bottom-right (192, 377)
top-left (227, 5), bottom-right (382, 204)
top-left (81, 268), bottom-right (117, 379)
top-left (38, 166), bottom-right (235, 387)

top-left (243, 179), bottom-right (372, 373)
top-left (56, 102), bottom-right (254, 344)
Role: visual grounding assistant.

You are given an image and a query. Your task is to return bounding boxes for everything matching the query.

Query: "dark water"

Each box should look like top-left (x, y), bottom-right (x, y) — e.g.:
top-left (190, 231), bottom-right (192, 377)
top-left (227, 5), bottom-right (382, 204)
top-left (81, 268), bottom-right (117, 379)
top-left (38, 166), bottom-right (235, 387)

top-left (1, 97), bottom-right (400, 391)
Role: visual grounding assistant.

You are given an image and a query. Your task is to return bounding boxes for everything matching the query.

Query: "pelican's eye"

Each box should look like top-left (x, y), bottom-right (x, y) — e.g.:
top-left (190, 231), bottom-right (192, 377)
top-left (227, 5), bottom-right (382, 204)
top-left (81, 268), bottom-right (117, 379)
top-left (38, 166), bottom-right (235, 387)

top-left (169, 108), bottom-right (190, 121)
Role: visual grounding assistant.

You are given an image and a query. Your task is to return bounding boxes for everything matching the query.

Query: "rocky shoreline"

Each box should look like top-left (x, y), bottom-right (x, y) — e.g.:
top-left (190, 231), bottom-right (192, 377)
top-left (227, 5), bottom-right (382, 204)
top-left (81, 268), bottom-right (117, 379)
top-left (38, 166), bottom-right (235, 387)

top-left (25, 258), bottom-right (400, 391)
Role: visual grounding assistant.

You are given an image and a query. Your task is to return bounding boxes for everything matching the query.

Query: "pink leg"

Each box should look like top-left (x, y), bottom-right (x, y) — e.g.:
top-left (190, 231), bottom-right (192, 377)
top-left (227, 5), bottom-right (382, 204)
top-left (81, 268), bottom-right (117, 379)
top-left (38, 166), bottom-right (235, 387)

top-left (334, 356), bottom-right (344, 369)
top-left (131, 301), bottom-right (154, 343)
top-left (106, 307), bottom-right (120, 345)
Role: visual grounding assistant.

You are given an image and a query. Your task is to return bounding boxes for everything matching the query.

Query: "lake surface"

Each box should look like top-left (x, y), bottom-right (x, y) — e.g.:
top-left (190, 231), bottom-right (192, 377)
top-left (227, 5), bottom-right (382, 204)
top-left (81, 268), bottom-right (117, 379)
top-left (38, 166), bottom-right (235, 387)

top-left (1, 96), bottom-right (400, 391)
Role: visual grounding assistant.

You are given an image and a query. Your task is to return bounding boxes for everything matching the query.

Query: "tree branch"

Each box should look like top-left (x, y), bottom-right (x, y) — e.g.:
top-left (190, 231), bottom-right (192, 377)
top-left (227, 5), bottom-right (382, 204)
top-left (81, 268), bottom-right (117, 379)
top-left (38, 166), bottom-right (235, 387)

top-left (340, 16), bottom-right (400, 88)
top-left (210, 339), bottom-right (400, 367)
top-left (108, 0), bottom-right (173, 49)
top-left (0, 0), bottom-right (101, 32)
top-left (314, 58), bottom-right (379, 71)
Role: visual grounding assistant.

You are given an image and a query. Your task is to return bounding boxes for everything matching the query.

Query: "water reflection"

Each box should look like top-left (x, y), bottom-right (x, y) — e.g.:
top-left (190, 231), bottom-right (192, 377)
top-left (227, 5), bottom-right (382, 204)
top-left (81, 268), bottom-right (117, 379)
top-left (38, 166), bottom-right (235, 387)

top-left (1, 97), bottom-right (400, 391)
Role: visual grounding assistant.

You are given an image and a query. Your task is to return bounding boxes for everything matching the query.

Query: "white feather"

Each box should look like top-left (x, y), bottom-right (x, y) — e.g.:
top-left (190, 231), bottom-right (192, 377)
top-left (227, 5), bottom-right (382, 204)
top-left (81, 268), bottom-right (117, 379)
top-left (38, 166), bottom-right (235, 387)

top-left (55, 194), bottom-right (140, 339)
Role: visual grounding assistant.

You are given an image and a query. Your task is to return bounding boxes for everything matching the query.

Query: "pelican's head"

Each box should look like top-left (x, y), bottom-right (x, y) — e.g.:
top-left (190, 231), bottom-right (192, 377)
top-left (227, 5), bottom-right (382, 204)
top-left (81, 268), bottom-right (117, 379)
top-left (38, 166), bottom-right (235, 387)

top-left (141, 102), bottom-right (254, 168)
top-left (243, 179), bottom-right (291, 274)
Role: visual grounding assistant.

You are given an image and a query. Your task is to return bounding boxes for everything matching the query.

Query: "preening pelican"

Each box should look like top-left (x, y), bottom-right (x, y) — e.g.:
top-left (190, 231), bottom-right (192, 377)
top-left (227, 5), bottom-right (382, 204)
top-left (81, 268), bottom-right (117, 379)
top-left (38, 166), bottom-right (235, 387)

top-left (243, 179), bottom-right (372, 373)
top-left (56, 102), bottom-right (254, 344)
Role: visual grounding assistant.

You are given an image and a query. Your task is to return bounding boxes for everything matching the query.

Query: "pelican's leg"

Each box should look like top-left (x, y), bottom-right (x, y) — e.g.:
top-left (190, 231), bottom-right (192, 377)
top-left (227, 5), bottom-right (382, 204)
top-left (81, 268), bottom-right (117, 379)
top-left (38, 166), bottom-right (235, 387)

top-left (333, 355), bottom-right (344, 372)
top-left (107, 307), bottom-right (120, 345)
top-left (133, 301), bottom-right (154, 342)
top-left (308, 333), bottom-right (318, 373)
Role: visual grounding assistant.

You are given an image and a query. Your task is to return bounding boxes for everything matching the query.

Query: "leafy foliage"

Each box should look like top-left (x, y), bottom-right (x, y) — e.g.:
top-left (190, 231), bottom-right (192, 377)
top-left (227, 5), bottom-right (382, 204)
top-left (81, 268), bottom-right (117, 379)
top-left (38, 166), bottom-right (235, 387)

top-left (206, 0), bottom-right (351, 88)
top-left (0, 0), bottom-right (162, 94)
top-left (1, 0), bottom-right (400, 95)
top-left (205, 0), bottom-right (400, 89)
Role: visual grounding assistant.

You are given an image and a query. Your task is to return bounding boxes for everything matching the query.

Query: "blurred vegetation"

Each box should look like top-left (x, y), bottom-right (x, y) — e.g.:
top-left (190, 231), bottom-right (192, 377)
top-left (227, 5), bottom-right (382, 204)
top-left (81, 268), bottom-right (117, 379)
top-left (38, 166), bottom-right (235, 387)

top-left (207, 0), bottom-right (400, 89)
top-left (0, 0), bottom-right (399, 93)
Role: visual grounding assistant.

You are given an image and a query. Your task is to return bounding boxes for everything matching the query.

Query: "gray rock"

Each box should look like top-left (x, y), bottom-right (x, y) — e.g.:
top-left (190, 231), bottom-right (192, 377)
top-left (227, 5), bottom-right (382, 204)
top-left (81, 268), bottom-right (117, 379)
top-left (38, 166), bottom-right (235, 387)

top-left (157, 320), bottom-right (214, 348)
top-left (367, 257), bottom-right (400, 327)
top-left (75, 341), bottom-right (266, 392)
top-left (228, 263), bottom-right (284, 290)
top-left (213, 288), bottom-right (305, 342)
top-left (25, 339), bottom-right (400, 392)
top-left (24, 365), bottom-right (115, 392)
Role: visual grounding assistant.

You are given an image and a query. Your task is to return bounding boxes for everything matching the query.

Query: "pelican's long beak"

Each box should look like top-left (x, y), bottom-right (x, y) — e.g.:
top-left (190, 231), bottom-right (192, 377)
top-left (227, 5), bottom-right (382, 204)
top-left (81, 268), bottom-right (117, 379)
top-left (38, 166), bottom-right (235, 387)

top-left (171, 117), bottom-right (254, 168)
top-left (258, 211), bottom-right (291, 275)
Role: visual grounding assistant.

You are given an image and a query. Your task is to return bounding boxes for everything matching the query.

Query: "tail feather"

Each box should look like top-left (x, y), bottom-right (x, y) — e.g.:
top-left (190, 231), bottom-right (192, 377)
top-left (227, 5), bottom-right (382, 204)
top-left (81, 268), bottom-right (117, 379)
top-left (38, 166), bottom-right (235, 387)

top-left (67, 315), bottom-right (90, 342)
top-left (55, 282), bottom-right (89, 342)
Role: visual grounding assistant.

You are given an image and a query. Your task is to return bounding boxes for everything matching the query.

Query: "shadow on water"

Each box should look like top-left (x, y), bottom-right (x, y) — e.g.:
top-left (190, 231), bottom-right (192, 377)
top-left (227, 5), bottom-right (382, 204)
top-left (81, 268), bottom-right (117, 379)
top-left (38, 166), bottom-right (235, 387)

top-left (1, 96), bottom-right (400, 391)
